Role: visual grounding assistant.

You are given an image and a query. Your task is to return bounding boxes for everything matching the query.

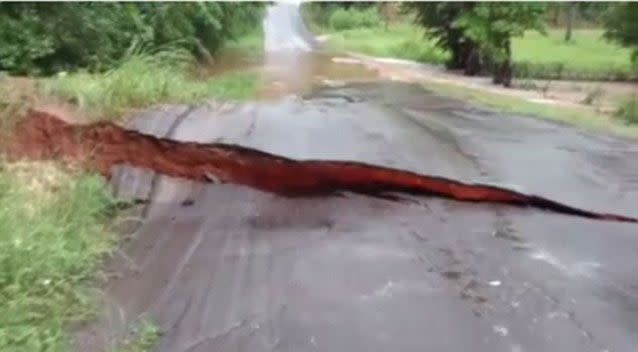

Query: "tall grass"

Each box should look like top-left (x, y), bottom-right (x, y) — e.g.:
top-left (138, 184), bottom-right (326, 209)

top-left (615, 96), bottom-right (638, 125)
top-left (0, 162), bottom-right (116, 351)
top-left (42, 48), bottom-right (260, 120)
top-left (329, 7), bottom-right (382, 31)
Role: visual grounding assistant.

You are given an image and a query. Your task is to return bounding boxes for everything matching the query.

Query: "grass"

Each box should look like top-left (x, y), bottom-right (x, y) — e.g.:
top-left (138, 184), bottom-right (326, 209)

top-left (328, 7), bottom-right (382, 31)
top-left (324, 24), bottom-right (636, 81)
top-left (325, 24), bottom-right (449, 65)
top-left (0, 161), bottom-right (117, 352)
top-left (424, 80), bottom-right (638, 138)
top-left (113, 320), bottom-right (162, 352)
top-left (512, 29), bottom-right (636, 80)
top-left (42, 49), bottom-right (260, 120)
top-left (615, 96), bottom-right (638, 125)
top-left (223, 29), bottom-right (264, 58)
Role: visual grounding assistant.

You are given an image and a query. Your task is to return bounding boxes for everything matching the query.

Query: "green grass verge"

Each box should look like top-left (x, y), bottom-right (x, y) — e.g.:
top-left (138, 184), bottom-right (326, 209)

top-left (42, 50), bottom-right (260, 120)
top-left (424, 81), bottom-right (638, 138)
top-left (114, 320), bottom-right (162, 352)
top-left (0, 162), bottom-right (117, 352)
top-left (512, 29), bottom-right (636, 81)
top-left (324, 24), bottom-right (449, 65)
top-left (324, 25), bottom-right (635, 81)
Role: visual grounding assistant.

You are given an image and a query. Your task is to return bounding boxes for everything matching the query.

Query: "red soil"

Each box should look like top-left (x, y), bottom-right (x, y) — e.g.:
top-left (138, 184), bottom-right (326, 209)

top-left (4, 110), bottom-right (637, 223)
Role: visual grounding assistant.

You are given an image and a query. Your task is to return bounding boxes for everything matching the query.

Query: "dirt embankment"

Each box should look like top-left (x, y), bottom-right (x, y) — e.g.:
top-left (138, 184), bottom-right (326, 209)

top-left (4, 110), bottom-right (637, 223)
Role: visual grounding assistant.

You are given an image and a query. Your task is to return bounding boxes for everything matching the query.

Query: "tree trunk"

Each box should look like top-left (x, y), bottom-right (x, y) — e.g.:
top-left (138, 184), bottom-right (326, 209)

top-left (564, 3), bottom-right (575, 42)
top-left (463, 41), bottom-right (481, 76)
top-left (492, 39), bottom-right (512, 87)
top-left (446, 32), bottom-right (465, 70)
top-left (551, 5), bottom-right (560, 27)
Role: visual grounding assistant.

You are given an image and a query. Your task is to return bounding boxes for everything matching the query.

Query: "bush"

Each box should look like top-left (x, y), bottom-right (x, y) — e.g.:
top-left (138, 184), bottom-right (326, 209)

top-left (42, 48), bottom-right (259, 119)
top-left (329, 7), bottom-right (382, 31)
top-left (390, 40), bottom-right (448, 65)
top-left (615, 96), bottom-right (638, 125)
top-left (0, 3), bottom-right (264, 75)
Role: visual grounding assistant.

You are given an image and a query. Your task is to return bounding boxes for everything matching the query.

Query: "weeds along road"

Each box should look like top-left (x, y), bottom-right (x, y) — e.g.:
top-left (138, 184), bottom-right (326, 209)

top-left (76, 3), bottom-right (638, 352)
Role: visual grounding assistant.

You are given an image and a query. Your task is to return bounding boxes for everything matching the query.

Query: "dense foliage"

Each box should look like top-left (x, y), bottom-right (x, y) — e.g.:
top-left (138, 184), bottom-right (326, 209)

top-left (456, 3), bottom-right (546, 86)
top-left (604, 2), bottom-right (638, 66)
top-left (405, 3), bottom-right (479, 73)
top-left (302, 2), bottom-right (377, 29)
top-left (0, 2), bottom-right (264, 75)
top-left (329, 7), bottom-right (382, 31)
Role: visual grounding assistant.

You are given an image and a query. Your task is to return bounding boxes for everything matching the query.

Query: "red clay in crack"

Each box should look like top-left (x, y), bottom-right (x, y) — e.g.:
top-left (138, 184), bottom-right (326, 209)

top-left (5, 110), bottom-right (637, 223)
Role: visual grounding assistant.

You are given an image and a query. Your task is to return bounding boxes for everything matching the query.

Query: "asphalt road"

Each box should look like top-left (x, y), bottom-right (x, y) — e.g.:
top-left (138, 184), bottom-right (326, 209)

top-left (75, 81), bottom-right (638, 352)
top-left (75, 3), bottom-right (638, 352)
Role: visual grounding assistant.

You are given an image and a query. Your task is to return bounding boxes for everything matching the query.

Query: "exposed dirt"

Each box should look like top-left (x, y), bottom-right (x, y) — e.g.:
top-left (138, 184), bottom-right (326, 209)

top-left (5, 110), bottom-right (636, 223)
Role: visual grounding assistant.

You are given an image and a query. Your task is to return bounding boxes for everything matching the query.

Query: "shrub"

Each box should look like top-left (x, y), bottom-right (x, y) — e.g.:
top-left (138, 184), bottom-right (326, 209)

top-left (615, 96), bottom-right (638, 125)
top-left (390, 40), bottom-right (448, 65)
top-left (0, 3), bottom-right (264, 75)
top-left (329, 7), bottom-right (382, 31)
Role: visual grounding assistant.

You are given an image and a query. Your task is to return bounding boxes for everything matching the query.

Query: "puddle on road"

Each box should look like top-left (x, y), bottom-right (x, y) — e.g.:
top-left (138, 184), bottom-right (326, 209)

top-left (196, 45), bottom-right (379, 100)
top-left (259, 51), bottom-right (378, 98)
top-left (192, 0), bottom-right (380, 100)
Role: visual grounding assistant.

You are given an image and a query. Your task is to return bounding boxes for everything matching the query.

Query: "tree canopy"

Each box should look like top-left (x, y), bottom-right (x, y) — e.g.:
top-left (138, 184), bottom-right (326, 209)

top-left (604, 2), bottom-right (638, 65)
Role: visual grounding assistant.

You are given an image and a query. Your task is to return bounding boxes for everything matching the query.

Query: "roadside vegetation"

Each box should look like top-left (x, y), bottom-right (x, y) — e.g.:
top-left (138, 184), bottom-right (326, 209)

top-left (304, 2), bottom-right (637, 129)
top-left (0, 162), bottom-right (116, 352)
top-left (0, 3), bottom-right (264, 76)
top-left (615, 96), bottom-right (638, 125)
top-left (0, 3), bottom-right (265, 351)
top-left (307, 3), bottom-right (637, 83)
top-left (0, 2), bottom-right (266, 121)
top-left (425, 81), bottom-right (638, 138)
top-left (43, 49), bottom-right (259, 120)
top-left (115, 320), bottom-right (163, 352)
top-left (325, 24), bottom-right (449, 65)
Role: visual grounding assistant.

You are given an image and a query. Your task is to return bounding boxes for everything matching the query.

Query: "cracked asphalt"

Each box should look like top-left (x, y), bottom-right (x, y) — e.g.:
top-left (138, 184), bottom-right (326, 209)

top-left (71, 81), bottom-right (638, 352)
top-left (74, 3), bottom-right (638, 351)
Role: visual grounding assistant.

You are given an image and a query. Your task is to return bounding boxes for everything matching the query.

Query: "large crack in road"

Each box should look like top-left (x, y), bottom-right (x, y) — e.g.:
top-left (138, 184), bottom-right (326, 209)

top-left (4, 2), bottom-right (637, 350)
top-left (7, 110), bottom-right (636, 223)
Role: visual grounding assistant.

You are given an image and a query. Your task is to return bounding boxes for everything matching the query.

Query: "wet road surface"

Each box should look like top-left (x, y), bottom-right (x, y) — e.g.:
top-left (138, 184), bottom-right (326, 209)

top-left (79, 81), bottom-right (638, 352)
top-left (75, 3), bottom-right (638, 351)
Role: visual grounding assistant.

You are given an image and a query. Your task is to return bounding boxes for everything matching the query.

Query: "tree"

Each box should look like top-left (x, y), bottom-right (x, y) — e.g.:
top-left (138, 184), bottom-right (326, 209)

top-left (454, 3), bottom-right (546, 86)
top-left (603, 2), bottom-right (638, 66)
top-left (564, 2), bottom-right (575, 42)
top-left (405, 2), bottom-right (482, 75)
top-left (407, 3), bottom-right (546, 85)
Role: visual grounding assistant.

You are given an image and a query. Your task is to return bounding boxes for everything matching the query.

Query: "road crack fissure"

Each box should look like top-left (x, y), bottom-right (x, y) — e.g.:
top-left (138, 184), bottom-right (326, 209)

top-left (6, 110), bottom-right (637, 223)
